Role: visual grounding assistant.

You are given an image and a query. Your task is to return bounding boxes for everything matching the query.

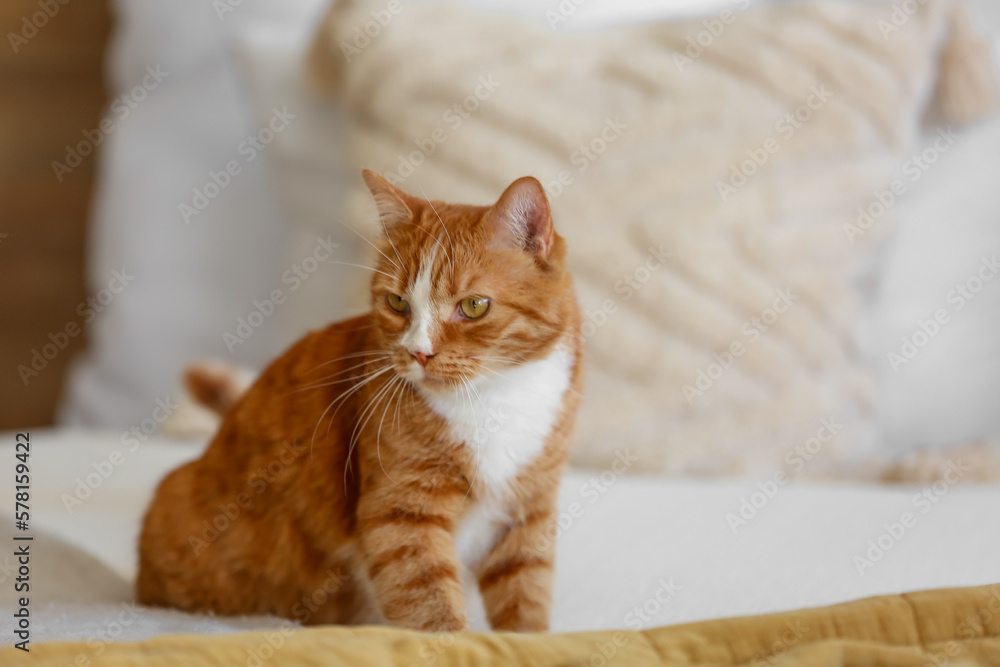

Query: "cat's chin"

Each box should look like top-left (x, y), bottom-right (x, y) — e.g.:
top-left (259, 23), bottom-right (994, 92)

top-left (401, 362), bottom-right (456, 392)
top-left (416, 375), bottom-right (451, 391)
top-left (397, 364), bottom-right (443, 390)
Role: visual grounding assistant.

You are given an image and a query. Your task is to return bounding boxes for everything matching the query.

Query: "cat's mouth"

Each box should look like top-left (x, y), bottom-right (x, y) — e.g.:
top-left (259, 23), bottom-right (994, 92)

top-left (399, 358), bottom-right (440, 386)
top-left (419, 375), bottom-right (448, 389)
top-left (398, 358), bottom-right (464, 392)
top-left (413, 366), bottom-right (450, 389)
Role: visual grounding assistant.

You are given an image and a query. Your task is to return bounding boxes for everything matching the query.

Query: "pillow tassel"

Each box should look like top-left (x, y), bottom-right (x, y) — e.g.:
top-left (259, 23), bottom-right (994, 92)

top-left (932, 1), bottom-right (1000, 126)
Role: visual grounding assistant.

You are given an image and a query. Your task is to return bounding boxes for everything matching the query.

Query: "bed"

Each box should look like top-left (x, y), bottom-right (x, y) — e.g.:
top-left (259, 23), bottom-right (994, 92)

top-left (2, 429), bottom-right (999, 649)
top-left (9, 0), bottom-right (1000, 663)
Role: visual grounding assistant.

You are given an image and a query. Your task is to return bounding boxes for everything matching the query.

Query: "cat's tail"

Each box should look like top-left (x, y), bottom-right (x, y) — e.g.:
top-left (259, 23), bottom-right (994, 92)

top-left (183, 361), bottom-right (255, 417)
top-left (804, 439), bottom-right (1000, 484)
top-left (160, 361), bottom-right (255, 440)
top-left (875, 439), bottom-right (1000, 484)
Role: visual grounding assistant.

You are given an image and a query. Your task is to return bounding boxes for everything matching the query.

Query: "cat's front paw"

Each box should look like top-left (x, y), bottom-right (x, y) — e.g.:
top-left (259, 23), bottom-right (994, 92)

top-left (418, 612), bottom-right (467, 633)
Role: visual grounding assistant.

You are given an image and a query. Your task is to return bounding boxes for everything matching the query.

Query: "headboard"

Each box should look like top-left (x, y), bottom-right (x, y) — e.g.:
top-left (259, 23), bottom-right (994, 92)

top-left (0, 0), bottom-right (111, 428)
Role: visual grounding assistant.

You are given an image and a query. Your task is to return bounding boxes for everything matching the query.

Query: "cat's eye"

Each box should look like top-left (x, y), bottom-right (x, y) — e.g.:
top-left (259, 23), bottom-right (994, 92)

top-left (459, 296), bottom-right (490, 319)
top-left (386, 293), bottom-right (409, 313)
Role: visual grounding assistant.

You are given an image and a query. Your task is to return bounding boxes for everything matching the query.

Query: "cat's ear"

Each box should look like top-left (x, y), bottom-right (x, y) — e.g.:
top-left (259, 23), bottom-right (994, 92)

top-left (488, 176), bottom-right (554, 260)
top-left (362, 169), bottom-right (415, 229)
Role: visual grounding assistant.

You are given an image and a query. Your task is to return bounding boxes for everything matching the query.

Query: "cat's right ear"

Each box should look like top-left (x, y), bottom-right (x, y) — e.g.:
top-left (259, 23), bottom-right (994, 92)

top-left (487, 176), bottom-right (554, 260)
top-left (362, 169), bottom-right (415, 230)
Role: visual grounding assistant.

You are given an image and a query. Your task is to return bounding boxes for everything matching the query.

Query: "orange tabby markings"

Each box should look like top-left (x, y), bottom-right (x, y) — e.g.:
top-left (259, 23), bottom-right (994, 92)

top-left (137, 170), bottom-right (584, 632)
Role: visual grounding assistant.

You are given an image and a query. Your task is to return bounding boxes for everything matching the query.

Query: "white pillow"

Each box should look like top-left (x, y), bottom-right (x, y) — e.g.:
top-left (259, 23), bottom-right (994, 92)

top-left (867, 115), bottom-right (1000, 453)
top-left (862, 0), bottom-right (1000, 454)
top-left (58, 0), bottom-right (331, 427)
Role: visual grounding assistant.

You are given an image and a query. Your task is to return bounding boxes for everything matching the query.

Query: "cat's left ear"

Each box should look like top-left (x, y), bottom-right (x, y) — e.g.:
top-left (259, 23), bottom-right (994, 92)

top-left (362, 169), bottom-right (416, 230)
top-left (487, 176), bottom-right (554, 260)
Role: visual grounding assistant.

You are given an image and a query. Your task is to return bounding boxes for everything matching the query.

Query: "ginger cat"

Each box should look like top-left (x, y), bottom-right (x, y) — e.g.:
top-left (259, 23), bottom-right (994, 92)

top-left (137, 171), bottom-right (583, 632)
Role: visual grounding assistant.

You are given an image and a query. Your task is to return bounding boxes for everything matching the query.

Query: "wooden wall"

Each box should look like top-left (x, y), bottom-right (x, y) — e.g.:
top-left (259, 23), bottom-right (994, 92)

top-left (0, 1), bottom-right (111, 428)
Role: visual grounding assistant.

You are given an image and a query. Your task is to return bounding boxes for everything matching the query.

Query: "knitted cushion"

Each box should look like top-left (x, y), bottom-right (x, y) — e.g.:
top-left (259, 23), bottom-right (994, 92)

top-left (306, 0), bottom-right (999, 475)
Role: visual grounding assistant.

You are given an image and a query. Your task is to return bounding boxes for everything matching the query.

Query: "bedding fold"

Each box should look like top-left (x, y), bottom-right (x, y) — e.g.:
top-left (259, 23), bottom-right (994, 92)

top-left (6, 584), bottom-right (1000, 666)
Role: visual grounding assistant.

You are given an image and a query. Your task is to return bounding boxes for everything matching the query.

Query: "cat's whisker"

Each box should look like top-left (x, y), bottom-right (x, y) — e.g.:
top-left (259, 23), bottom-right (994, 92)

top-left (317, 320), bottom-right (377, 333)
top-left (457, 370), bottom-right (488, 414)
top-left (466, 378), bottom-right (487, 414)
top-left (345, 374), bottom-right (399, 489)
top-left (393, 378), bottom-right (407, 432)
top-left (470, 360), bottom-right (552, 401)
top-left (329, 260), bottom-right (397, 280)
top-left (471, 355), bottom-right (524, 364)
top-left (532, 320), bottom-right (585, 343)
top-left (385, 229), bottom-right (405, 273)
top-left (326, 368), bottom-right (392, 436)
top-left (469, 355), bottom-right (528, 374)
top-left (458, 374), bottom-right (482, 501)
top-left (311, 365), bottom-right (392, 462)
top-left (375, 378), bottom-right (404, 482)
top-left (305, 350), bottom-right (393, 375)
top-left (372, 210), bottom-right (406, 277)
top-left (398, 220), bottom-right (453, 281)
top-left (346, 373), bottom-right (397, 452)
top-left (335, 218), bottom-right (401, 272)
top-left (303, 354), bottom-right (396, 382)
top-left (326, 368), bottom-right (392, 442)
top-left (474, 363), bottom-right (506, 379)
top-left (462, 373), bottom-right (492, 488)
top-left (297, 357), bottom-right (392, 384)
top-left (294, 362), bottom-right (395, 394)
top-left (418, 187), bottom-right (456, 284)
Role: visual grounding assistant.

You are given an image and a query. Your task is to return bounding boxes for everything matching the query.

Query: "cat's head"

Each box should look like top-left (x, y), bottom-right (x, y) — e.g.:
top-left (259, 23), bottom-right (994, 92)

top-left (361, 169), bottom-right (574, 392)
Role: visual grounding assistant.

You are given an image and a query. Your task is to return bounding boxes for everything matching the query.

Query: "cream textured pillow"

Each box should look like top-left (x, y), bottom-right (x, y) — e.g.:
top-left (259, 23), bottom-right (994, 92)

top-left (306, 0), bottom-right (999, 476)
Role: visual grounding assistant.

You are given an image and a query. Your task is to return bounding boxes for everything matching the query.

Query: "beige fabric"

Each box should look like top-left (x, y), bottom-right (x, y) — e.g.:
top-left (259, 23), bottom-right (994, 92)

top-left (7, 584), bottom-right (1000, 666)
top-left (309, 0), bottom-right (999, 476)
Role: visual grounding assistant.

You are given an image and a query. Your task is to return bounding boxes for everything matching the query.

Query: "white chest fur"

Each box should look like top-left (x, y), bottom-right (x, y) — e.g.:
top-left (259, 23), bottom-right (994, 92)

top-left (422, 344), bottom-right (574, 566)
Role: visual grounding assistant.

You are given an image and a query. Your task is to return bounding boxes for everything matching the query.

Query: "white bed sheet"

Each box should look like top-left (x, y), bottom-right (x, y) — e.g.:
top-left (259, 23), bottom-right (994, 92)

top-left (1, 428), bottom-right (998, 644)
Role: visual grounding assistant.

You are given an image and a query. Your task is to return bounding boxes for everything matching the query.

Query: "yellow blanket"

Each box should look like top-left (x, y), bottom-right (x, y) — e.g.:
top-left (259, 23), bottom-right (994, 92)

top-left (6, 585), bottom-right (1000, 666)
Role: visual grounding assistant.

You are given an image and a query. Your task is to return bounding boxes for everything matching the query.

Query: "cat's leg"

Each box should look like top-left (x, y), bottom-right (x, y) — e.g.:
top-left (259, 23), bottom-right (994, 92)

top-left (476, 497), bottom-right (558, 632)
top-left (293, 559), bottom-right (382, 626)
top-left (356, 482), bottom-right (467, 632)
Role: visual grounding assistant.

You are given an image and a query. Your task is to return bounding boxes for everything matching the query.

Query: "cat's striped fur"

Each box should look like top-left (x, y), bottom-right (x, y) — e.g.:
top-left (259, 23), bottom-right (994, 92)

top-left (137, 171), bottom-right (583, 632)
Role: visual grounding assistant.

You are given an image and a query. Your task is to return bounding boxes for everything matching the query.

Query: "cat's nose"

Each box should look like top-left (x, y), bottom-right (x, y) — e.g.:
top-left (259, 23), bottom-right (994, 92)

top-left (411, 351), bottom-right (434, 368)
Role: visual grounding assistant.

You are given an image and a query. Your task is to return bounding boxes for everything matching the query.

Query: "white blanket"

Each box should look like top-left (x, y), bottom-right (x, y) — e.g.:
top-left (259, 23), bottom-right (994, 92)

top-left (2, 428), bottom-right (999, 645)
